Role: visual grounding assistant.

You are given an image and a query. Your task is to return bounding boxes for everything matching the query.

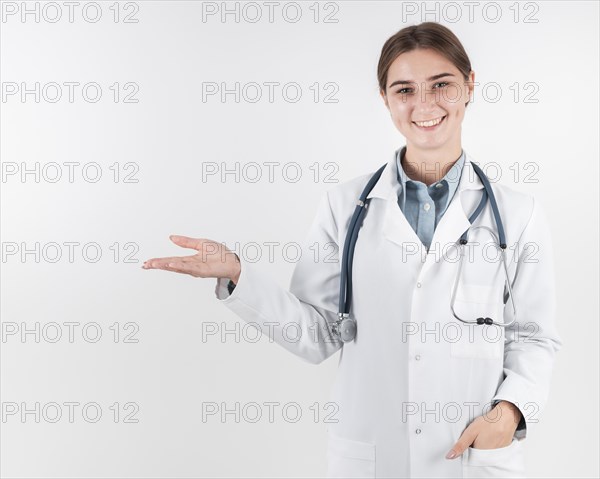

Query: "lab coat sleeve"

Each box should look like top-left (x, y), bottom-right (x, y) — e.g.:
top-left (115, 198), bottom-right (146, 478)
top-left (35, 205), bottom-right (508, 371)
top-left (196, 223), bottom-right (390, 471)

top-left (214, 191), bottom-right (344, 365)
top-left (491, 197), bottom-right (563, 439)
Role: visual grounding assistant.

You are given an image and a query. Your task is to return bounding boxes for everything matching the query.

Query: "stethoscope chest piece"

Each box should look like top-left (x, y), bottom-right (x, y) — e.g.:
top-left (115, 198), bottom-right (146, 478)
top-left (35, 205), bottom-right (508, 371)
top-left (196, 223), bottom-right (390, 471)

top-left (332, 314), bottom-right (357, 342)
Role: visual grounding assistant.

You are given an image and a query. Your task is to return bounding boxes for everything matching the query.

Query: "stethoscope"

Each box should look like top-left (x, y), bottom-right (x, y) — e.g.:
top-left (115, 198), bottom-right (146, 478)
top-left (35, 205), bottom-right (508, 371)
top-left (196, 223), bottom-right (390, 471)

top-left (331, 159), bottom-right (517, 343)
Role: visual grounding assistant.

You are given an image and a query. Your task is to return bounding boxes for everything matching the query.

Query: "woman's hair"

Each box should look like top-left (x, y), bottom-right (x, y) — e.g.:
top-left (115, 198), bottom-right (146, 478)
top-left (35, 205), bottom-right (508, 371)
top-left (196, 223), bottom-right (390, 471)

top-left (377, 22), bottom-right (472, 105)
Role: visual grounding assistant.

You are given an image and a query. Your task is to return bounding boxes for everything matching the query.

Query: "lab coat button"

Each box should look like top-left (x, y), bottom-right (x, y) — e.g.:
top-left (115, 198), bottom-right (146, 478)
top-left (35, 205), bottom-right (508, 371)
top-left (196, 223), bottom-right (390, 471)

top-left (415, 428), bottom-right (421, 434)
top-left (416, 282), bottom-right (422, 288)
top-left (415, 354), bottom-right (421, 361)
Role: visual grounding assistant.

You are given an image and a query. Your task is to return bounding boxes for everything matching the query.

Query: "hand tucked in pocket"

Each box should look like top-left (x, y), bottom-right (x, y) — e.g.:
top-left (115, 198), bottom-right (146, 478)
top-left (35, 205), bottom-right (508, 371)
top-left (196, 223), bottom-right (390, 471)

top-left (445, 401), bottom-right (523, 459)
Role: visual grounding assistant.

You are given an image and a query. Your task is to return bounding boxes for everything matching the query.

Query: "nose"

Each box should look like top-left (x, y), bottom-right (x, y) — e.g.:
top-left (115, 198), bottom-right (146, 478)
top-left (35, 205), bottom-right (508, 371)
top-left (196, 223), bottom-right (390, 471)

top-left (412, 84), bottom-right (442, 117)
top-left (417, 84), bottom-right (442, 105)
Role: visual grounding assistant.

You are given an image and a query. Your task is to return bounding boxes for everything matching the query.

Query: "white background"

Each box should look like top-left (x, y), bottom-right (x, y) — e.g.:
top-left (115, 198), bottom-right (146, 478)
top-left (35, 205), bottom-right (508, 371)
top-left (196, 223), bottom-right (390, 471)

top-left (1, 1), bottom-right (598, 477)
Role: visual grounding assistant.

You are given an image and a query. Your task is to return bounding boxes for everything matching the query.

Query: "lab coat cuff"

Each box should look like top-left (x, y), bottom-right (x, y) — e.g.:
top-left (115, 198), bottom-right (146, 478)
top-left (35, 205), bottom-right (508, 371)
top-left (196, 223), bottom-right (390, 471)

top-left (215, 277), bottom-right (231, 300)
top-left (214, 256), bottom-right (247, 301)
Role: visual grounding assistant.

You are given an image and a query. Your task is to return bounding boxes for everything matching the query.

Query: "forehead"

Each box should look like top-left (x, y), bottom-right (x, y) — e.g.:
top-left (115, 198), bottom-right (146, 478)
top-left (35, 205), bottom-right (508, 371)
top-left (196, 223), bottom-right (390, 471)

top-left (387, 49), bottom-right (458, 80)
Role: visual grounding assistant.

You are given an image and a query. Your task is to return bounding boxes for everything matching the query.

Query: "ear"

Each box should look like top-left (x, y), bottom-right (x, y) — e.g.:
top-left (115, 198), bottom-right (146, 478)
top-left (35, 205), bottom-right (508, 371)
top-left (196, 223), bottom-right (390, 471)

top-left (466, 70), bottom-right (475, 104)
top-left (380, 89), bottom-right (389, 109)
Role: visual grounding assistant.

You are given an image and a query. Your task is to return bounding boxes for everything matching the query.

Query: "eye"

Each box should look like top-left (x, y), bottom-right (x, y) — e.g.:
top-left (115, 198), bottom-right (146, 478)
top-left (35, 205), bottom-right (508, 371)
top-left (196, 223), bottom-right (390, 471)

top-left (434, 81), bottom-right (449, 88)
top-left (395, 88), bottom-right (413, 94)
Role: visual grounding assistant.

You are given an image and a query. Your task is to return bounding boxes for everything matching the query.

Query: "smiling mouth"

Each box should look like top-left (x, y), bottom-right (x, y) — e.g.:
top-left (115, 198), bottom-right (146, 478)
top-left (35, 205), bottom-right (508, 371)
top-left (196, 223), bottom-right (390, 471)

top-left (412, 115), bottom-right (447, 129)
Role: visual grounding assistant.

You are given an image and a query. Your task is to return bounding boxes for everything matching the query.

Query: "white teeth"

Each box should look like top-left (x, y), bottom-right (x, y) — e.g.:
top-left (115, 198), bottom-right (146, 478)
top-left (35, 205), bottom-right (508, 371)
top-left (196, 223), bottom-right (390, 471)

top-left (415, 116), bottom-right (444, 127)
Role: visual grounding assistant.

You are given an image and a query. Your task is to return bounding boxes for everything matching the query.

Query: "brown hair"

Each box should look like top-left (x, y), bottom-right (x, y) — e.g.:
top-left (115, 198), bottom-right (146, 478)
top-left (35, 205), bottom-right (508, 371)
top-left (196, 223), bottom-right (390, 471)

top-left (377, 22), bottom-right (472, 105)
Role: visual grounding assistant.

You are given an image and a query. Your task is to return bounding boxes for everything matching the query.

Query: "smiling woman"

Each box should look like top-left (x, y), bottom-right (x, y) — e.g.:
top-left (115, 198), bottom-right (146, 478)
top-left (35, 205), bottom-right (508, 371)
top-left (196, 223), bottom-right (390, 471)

top-left (143, 21), bottom-right (562, 479)
top-left (378, 24), bottom-right (475, 184)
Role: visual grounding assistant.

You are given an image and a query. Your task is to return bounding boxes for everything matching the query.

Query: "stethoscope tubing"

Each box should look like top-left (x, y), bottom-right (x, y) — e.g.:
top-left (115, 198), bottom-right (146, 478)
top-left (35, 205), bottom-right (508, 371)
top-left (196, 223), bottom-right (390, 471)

top-left (335, 159), bottom-right (518, 342)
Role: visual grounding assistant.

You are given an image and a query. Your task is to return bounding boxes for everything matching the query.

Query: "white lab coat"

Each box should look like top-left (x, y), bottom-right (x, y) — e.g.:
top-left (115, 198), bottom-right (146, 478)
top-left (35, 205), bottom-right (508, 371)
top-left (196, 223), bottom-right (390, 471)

top-left (215, 149), bottom-right (562, 478)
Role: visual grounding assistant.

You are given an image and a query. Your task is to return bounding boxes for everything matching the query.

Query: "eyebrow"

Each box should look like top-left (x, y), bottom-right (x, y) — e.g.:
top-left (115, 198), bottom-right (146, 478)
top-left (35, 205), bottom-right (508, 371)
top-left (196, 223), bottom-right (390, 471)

top-left (388, 73), bottom-right (455, 89)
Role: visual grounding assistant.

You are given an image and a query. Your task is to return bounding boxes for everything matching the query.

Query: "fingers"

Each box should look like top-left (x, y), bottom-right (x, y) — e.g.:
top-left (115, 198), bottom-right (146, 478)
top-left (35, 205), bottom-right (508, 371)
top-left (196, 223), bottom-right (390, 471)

top-left (142, 234), bottom-right (208, 269)
top-left (142, 235), bottom-right (225, 273)
top-left (161, 261), bottom-right (203, 277)
top-left (142, 256), bottom-right (194, 269)
top-left (142, 261), bottom-right (194, 276)
top-left (446, 426), bottom-right (477, 459)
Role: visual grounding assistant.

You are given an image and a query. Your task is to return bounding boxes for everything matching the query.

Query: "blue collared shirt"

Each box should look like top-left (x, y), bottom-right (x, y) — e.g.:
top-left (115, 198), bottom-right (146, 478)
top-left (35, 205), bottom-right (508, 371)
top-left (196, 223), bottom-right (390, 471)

top-left (395, 146), bottom-right (465, 251)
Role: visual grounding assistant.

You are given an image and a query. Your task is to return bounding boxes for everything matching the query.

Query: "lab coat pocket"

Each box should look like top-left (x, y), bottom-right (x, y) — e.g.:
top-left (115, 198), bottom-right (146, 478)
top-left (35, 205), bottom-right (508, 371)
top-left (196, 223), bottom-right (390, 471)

top-left (450, 284), bottom-right (504, 359)
top-left (462, 437), bottom-right (526, 478)
top-left (326, 433), bottom-right (376, 478)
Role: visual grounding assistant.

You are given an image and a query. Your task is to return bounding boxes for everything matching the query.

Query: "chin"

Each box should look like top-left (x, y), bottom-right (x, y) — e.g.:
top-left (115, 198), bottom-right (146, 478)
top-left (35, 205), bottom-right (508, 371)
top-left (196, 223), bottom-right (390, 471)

top-left (408, 137), bottom-right (447, 147)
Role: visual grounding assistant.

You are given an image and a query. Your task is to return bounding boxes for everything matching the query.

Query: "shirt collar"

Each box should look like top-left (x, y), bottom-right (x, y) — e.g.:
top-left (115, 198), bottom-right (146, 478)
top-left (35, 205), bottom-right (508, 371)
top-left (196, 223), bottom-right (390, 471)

top-left (395, 145), bottom-right (466, 209)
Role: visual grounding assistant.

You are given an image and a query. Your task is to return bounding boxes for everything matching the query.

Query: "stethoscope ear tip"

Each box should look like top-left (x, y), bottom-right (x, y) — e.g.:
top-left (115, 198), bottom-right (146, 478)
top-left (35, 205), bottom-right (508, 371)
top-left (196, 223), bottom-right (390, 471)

top-left (476, 317), bottom-right (494, 325)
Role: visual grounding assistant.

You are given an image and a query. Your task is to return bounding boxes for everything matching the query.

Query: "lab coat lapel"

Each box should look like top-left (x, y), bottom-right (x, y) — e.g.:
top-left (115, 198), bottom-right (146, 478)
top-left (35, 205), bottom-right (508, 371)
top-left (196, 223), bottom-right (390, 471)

top-left (366, 150), bottom-right (484, 271)
top-left (366, 151), bottom-right (422, 251)
top-left (419, 154), bottom-right (484, 279)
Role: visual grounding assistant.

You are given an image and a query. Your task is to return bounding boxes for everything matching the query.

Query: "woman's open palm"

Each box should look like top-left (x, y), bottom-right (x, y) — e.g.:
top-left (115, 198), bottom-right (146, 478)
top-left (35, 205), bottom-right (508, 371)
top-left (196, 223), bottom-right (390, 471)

top-left (142, 235), bottom-right (241, 283)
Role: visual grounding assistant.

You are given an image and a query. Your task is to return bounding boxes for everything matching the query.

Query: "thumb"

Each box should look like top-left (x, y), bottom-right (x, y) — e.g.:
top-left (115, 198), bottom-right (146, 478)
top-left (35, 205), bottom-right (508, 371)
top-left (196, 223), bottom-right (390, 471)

top-left (169, 235), bottom-right (204, 250)
top-left (446, 429), bottom-right (476, 460)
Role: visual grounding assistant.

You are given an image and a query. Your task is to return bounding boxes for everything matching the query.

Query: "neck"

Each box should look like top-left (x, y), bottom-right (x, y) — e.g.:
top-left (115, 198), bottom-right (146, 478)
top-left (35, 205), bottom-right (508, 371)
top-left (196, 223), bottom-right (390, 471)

top-left (403, 143), bottom-right (463, 185)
